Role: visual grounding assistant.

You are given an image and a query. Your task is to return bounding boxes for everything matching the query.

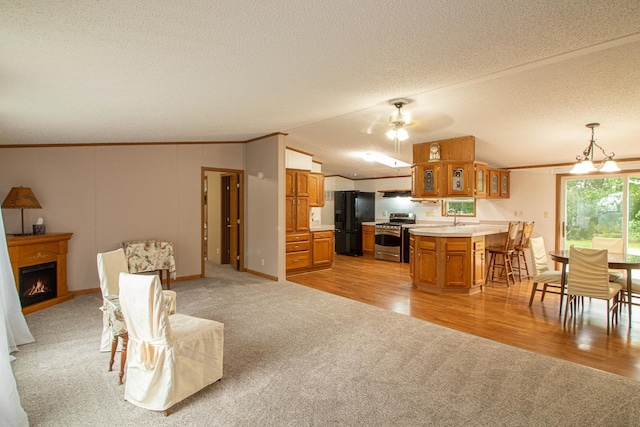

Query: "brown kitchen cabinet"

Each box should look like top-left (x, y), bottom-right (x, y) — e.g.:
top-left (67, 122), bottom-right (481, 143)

top-left (309, 172), bottom-right (325, 207)
top-left (286, 232), bottom-right (310, 272)
top-left (488, 168), bottom-right (500, 198)
top-left (446, 162), bottom-right (473, 197)
top-left (472, 237), bottom-right (485, 286)
top-left (411, 234), bottom-right (485, 295)
top-left (412, 163), bottom-right (442, 198)
top-left (414, 236), bottom-right (438, 289)
top-left (286, 169), bottom-right (310, 233)
top-left (362, 224), bottom-right (375, 255)
top-left (474, 162), bottom-right (488, 198)
top-left (311, 230), bottom-right (334, 267)
top-left (500, 170), bottom-right (510, 198)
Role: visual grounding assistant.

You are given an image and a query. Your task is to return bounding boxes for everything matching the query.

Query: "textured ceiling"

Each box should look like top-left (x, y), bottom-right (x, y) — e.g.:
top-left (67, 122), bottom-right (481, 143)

top-left (2, 0), bottom-right (640, 178)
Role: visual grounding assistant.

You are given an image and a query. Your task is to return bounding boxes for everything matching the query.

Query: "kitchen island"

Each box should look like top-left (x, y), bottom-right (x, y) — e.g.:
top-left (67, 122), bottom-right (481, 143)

top-left (409, 225), bottom-right (507, 295)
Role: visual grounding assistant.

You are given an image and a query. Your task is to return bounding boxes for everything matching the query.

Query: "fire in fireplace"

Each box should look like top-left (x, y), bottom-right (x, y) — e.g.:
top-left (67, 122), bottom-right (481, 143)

top-left (19, 262), bottom-right (57, 307)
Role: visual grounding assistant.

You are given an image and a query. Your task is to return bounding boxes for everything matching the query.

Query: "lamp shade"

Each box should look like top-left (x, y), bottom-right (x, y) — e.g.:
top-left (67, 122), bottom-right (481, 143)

top-left (2, 187), bottom-right (42, 209)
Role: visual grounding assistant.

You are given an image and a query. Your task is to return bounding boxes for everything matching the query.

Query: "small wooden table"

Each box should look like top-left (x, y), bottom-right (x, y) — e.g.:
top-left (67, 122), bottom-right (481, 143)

top-left (549, 250), bottom-right (640, 326)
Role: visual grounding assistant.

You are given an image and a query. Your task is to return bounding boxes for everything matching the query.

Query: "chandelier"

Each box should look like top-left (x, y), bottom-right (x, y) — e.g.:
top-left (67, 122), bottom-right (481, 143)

top-left (569, 123), bottom-right (620, 174)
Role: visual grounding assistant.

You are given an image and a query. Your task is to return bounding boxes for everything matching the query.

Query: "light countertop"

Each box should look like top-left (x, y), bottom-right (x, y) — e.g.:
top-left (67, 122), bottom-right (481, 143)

top-left (408, 224), bottom-right (507, 237)
top-left (310, 224), bottom-right (335, 232)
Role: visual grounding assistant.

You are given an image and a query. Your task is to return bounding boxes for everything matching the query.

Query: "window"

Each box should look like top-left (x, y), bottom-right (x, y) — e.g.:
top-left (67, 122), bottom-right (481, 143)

top-left (560, 173), bottom-right (640, 255)
top-left (443, 198), bottom-right (475, 217)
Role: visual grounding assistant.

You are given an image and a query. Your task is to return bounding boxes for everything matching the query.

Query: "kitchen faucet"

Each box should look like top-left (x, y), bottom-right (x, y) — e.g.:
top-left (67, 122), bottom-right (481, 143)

top-left (448, 208), bottom-right (460, 226)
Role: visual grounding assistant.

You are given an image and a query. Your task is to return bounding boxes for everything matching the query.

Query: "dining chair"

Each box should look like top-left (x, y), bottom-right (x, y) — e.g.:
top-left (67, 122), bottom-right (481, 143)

top-left (592, 237), bottom-right (625, 282)
top-left (118, 273), bottom-right (224, 416)
top-left (484, 221), bottom-right (520, 287)
top-left (97, 249), bottom-right (178, 384)
top-left (528, 236), bottom-right (563, 308)
top-left (564, 246), bottom-right (622, 334)
top-left (512, 221), bottom-right (534, 282)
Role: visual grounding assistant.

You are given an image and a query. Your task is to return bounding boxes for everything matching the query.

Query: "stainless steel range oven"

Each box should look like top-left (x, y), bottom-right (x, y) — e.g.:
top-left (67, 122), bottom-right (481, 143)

top-left (375, 213), bottom-right (416, 262)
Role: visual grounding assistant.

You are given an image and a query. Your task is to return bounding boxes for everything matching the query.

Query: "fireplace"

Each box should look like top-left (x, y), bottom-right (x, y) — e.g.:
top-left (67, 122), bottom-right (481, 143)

top-left (19, 262), bottom-right (57, 307)
top-left (7, 232), bottom-right (73, 314)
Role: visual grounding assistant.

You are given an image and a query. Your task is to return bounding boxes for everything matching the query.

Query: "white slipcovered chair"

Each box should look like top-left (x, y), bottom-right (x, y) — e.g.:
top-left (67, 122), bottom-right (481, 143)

top-left (528, 237), bottom-right (564, 310)
top-left (118, 273), bottom-right (224, 415)
top-left (563, 246), bottom-right (622, 334)
top-left (592, 237), bottom-right (625, 282)
top-left (97, 249), bottom-right (177, 352)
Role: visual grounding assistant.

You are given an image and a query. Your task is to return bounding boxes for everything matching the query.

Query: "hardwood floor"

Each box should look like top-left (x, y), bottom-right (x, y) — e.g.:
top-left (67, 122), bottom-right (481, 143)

top-left (288, 254), bottom-right (640, 380)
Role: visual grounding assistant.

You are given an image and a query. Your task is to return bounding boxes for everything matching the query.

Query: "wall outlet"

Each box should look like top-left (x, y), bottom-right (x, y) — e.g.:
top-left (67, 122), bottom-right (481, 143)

top-left (261, 259), bottom-right (265, 266)
top-left (216, 248), bottom-right (220, 254)
top-left (544, 211), bottom-right (549, 218)
top-left (518, 210), bottom-right (524, 217)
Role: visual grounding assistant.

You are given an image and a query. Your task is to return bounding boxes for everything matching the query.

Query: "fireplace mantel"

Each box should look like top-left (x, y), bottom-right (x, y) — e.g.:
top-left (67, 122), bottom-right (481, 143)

top-left (7, 232), bottom-right (73, 314)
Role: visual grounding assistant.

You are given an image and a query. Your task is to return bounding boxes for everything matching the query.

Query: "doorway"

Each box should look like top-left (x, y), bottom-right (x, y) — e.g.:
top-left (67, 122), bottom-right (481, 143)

top-left (202, 168), bottom-right (244, 277)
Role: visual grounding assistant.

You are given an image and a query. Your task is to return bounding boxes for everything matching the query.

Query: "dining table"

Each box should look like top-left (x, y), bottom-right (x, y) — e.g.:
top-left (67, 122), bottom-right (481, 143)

top-left (549, 249), bottom-right (640, 326)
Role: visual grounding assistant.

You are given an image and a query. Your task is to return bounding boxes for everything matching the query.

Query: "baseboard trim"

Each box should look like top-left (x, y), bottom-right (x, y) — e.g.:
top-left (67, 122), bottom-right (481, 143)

top-left (245, 269), bottom-right (277, 281)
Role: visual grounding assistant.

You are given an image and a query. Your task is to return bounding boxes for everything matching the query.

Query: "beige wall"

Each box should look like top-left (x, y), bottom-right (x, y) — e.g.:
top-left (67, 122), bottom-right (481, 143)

top-left (0, 143), bottom-right (245, 291)
top-left (245, 134), bottom-right (284, 279)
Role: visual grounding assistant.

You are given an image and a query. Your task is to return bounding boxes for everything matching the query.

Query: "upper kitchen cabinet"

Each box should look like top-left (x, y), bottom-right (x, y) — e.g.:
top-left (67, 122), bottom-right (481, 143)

top-left (286, 169), bottom-right (310, 198)
top-left (446, 163), bottom-right (474, 197)
top-left (474, 162), bottom-right (488, 198)
top-left (309, 172), bottom-right (325, 207)
top-left (488, 168), bottom-right (500, 198)
top-left (412, 137), bottom-right (510, 199)
top-left (412, 163), bottom-right (442, 198)
top-left (286, 169), bottom-right (310, 233)
top-left (500, 170), bottom-right (510, 198)
top-left (486, 168), bottom-right (510, 198)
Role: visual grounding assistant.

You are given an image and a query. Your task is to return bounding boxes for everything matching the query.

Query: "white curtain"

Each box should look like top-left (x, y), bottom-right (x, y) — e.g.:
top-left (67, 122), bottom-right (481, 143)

top-left (0, 211), bottom-right (33, 427)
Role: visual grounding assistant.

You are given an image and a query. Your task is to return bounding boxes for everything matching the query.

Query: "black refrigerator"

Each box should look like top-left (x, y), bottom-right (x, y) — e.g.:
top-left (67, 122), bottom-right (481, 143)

top-left (334, 191), bottom-right (375, 256)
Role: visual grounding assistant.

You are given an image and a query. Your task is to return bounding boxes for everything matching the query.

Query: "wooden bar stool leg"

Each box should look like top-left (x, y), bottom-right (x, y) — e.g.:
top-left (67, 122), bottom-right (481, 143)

top-left (119, 333), bottom-right (128, 385)
top-left (109, 334), bottom-right (118, 372)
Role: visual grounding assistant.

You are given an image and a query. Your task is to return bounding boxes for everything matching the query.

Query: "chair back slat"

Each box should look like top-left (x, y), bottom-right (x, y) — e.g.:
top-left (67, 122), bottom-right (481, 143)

top-left (518, 222), bottom-right (535, 249)
top-left (503, 222), bottom-right (520, 251)
top-left (567, 246), bottom-right (610, 299)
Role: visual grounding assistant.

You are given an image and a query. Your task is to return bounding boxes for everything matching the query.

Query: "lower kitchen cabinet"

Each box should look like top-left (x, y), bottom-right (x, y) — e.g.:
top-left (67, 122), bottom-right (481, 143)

top-left (312, 230), bottom-right (334, 267)
top-left (286, 232), bottom-right (310, 272)
top-left (362, 225), bottom-right (375, 255)
top-left (410, 234), bottom-right (485, 295)
top-left (286, 230), bottom-right (335, 275)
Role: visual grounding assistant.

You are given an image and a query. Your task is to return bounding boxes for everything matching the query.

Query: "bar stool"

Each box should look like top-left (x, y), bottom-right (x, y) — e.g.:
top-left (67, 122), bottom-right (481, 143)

top-left (512, 221), bottom-right (534, 282)
top-left (483, 222), bottom-right (520, 288)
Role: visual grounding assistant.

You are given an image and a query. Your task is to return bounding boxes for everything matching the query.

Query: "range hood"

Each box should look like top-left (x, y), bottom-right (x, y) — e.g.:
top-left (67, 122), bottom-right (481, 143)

top-left (380, 190), bottom-right (412, 198)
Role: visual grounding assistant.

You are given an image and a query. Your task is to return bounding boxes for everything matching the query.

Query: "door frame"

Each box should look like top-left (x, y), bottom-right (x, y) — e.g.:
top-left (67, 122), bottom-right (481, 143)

top-left (201, 167), bottom-right (245, 276)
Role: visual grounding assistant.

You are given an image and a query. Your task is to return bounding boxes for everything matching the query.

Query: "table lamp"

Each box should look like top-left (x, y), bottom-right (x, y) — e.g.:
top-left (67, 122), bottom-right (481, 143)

top-left (2, 187), bottom-right (43, 236)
